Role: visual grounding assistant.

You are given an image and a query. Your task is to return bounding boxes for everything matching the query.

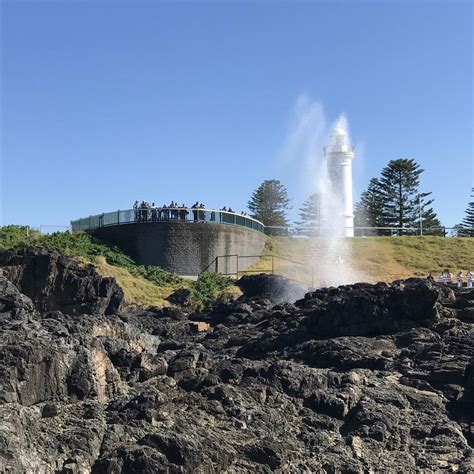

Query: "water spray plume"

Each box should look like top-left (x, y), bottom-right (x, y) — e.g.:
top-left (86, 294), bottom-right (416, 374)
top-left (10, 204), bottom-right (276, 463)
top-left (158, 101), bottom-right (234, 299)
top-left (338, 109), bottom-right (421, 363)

top-left (280, 99), bottom-right (366, 288)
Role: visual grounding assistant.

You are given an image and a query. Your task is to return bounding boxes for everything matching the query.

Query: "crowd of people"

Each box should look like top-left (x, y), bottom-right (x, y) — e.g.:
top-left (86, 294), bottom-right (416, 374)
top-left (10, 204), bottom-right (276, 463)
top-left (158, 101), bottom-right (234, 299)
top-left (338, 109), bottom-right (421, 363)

top-left (427, 269), bottom-right (473, 288)
top-left (132, 201), bottom-right (248, 223)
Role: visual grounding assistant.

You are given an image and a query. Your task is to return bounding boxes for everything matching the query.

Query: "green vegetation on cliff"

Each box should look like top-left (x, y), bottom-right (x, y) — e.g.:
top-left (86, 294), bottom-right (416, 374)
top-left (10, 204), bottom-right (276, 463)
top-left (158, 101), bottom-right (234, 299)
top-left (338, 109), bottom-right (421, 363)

top-left (0, 226), bottom-right (235, 308)
top-left (2, 225), bottom-right (473, 303)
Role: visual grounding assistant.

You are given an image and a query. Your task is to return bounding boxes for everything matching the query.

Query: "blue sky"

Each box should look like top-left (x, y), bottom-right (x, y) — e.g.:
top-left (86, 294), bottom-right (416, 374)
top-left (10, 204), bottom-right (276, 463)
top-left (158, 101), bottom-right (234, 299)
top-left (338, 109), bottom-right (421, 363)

top-left (1, 0), bottom-right (472, 229)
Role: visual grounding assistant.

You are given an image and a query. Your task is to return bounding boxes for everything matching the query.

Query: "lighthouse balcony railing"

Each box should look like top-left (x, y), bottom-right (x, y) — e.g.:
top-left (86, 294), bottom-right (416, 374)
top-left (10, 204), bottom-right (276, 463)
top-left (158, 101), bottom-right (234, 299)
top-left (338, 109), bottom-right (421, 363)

top-left (70, 208), bottom-right (265, 234)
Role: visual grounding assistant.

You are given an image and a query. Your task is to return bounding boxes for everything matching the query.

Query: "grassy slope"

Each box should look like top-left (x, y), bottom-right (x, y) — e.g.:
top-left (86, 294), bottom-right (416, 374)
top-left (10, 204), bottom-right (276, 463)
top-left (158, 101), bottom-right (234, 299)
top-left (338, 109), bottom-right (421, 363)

top-left (92, 257), bottom-right (175, 307)
top-left (250, 236), bottom-right (474, 284)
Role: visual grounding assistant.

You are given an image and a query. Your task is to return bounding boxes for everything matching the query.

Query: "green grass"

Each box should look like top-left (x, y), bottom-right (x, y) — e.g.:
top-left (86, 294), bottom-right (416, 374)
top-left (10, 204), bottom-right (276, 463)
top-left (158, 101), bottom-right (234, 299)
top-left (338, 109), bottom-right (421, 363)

top-left (249, 235), bottom-right (474, 283)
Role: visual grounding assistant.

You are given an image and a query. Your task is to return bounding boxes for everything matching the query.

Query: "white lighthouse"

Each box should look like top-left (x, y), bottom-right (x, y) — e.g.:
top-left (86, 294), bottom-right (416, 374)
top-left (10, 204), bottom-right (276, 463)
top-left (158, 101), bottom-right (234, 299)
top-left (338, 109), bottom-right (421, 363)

top-left (323, 120), bottom-right (355, 237)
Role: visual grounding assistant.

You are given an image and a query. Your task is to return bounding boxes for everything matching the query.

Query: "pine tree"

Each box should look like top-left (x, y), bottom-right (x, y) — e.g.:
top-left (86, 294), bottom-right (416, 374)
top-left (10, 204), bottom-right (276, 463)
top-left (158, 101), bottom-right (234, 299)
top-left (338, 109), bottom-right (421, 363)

top-left (296, 193), bottom-right (321, 226)
top-left (378, 159), bottom-right (441, 233)
top-left (354, 178), bottom-right (387, 234)
top-left (247, 179), bottom-right (290, 227)
top-left (419, 193), bottom-right (443, 235)
top-left (460, 188), bottom-right (474, 237)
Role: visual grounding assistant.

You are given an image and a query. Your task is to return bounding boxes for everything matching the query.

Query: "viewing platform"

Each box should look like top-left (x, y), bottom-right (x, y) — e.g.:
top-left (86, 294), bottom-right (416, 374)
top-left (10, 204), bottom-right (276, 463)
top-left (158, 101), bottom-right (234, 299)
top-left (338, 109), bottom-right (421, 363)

top-left (70, 208), bottom-right (266, 276)
top-left (71, 208), bottom-right (265, 234)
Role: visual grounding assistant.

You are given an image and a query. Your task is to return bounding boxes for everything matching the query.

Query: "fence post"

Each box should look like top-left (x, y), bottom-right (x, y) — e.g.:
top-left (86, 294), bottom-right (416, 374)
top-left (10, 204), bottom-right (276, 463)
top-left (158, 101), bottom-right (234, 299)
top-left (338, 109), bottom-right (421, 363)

top-left (215, 257), bottom-right (218, 273)
top-left (272, 255), bottom-right (274, 275)
top-left (236, 256), bottom-right (239, 279)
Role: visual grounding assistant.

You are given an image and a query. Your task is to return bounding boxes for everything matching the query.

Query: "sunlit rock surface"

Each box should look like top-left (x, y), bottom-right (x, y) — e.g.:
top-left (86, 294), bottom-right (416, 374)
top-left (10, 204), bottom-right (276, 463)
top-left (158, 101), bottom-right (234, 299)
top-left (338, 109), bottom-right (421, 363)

top-left (0, 248), bottom-right (472, 472)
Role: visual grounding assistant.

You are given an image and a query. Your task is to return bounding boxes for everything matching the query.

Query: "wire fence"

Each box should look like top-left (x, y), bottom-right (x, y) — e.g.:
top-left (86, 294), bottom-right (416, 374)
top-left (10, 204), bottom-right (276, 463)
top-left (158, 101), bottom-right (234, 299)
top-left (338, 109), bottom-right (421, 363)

top-left (8, 223), bottom-right (472, 239)
top-left (264, 225), bottom-right (472, 238)
top-left (20, 225), bottom-right (71, 236)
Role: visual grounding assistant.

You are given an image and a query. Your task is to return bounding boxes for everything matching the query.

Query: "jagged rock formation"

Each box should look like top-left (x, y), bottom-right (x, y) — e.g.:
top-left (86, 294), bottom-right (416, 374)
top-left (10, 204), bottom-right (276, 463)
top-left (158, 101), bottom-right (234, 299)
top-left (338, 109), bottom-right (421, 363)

top-left (0, 247), bottom-right (123, 316)
top-left (0, 247), bottom-right (472, 472)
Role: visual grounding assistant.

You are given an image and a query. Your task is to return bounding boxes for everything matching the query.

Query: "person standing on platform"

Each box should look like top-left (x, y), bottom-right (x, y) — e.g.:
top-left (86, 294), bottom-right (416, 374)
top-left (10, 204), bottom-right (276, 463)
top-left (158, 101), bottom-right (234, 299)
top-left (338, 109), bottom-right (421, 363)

top-left (170, 201), bottom-right (177, 219)
top-left (198, 203), bottom-right (205, 221)
top-left (164, 204), bottom-right (170, 221)
top-left (179, 204), bottom-right (188, 221)
top-left (151, 203), bottom-right (157, 222)
top-left (191, 202), bottom-right (198, 222)
top-left (133, 200), bottom-right (139, 222)
top-left (139, 201), bottom-right (145, 222)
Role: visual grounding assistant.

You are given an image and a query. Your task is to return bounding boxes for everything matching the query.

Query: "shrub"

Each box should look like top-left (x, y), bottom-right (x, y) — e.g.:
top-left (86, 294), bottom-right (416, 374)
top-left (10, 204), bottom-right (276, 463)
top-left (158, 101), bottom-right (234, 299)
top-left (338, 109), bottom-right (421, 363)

top-left (0, 225), bottom-right (40, 248)
top-left (191, 272), bottom-right (234, 309)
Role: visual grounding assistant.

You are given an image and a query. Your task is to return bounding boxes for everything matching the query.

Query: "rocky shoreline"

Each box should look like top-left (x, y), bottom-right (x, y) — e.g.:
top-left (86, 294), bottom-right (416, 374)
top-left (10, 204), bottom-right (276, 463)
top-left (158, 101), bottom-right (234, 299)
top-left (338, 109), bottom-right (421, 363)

top-left (0, 247), bottom-right (472, 472)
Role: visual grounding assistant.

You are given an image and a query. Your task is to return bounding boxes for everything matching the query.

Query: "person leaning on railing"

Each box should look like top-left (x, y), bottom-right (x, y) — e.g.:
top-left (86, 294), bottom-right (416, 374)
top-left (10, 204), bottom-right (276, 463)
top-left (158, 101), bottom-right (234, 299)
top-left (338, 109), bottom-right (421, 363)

top-left (198, 203), bottom-right (205, 221)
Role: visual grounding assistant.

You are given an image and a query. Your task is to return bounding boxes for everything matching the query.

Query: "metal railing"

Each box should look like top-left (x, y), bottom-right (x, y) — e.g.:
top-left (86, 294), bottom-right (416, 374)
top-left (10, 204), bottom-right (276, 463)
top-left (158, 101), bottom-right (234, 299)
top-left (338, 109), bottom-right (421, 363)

top-left (202, 253), bottom-right (314, 287)
top-left (70, 208), bottom-right (265, 233)
top-left (264, 225), bottom-right (470, 237)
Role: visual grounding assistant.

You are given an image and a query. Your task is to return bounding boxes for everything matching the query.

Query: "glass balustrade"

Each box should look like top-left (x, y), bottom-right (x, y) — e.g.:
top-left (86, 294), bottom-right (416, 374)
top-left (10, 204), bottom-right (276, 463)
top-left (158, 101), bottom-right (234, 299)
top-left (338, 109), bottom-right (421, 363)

top-left (71, 208), bottom-right (264, 233)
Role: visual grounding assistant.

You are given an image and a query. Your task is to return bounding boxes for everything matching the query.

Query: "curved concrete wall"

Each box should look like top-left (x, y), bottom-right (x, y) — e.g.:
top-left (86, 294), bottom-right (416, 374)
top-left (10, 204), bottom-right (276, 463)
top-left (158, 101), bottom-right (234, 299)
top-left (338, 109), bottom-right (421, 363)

top-left (92, 222), bottom-right (266, 276)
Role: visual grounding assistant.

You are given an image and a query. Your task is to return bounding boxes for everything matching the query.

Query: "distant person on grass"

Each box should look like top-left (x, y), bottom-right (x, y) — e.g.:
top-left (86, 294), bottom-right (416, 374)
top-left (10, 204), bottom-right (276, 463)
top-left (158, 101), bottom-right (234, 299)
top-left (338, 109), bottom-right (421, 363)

top-left (447, 270), bottom-right (454, 284)
top-left (467, 270), bottom-right (473, 288)
top-left (457, 271), bottom-right (463, 288)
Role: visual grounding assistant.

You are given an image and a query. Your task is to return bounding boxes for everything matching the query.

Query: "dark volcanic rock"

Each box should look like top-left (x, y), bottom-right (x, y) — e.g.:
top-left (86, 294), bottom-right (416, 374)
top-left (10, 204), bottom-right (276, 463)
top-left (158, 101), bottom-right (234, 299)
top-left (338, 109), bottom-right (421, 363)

top-left (0, 250), bottom-right (472, 473)
top-left (0, 246), bottom-right (123, 315)
top-left (166, 287), bottom-right (193, 307)
top-left (297, 278), bottom-right (455, 337)
top-left (237, 273), bottom-right (306, 303)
